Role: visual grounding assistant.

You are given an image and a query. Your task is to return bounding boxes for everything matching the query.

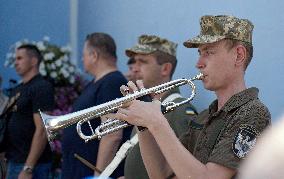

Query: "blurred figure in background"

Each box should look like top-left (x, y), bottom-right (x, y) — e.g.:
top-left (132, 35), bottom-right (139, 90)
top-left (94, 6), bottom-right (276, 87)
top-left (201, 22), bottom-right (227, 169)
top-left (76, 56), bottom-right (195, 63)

top-left (0, 76), bottom-right (8, 114)
top-left (4, 44), bottom-right (55, 179)
top-left (0, 75), bottom-right (8, 179)
top-left (124, 57), bottom-right (138, 82)
top-left (238, 114), bottom-right (284, 179)
top-left (61, 32), bottom-right (131, 179)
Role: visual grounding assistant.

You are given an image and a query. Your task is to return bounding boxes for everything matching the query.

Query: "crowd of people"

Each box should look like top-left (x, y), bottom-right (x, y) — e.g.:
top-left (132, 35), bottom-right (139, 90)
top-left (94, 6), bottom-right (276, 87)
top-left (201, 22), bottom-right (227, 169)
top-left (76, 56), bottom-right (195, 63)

top-left (0, 14), bottom-right (278, 179)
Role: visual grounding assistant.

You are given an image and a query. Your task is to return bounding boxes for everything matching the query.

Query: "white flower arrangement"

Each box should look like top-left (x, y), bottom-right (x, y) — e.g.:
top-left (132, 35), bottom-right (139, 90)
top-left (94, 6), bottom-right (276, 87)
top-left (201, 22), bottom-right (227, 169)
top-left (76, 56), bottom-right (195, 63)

top-left (5, 36), bottom-right (77, 85)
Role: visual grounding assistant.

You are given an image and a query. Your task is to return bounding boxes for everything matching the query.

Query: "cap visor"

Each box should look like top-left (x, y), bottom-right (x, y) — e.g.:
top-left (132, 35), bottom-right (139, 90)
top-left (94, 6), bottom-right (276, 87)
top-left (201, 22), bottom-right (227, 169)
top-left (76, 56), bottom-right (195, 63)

top-left (183, 35), bottom-right (226, 48)
top-left (125, 45), bottom-right (155, 57)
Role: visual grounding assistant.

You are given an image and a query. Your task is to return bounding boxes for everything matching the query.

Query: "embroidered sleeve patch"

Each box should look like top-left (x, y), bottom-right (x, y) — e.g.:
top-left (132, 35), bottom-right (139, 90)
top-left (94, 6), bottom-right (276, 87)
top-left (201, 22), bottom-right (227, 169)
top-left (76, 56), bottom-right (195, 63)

top-left (232, 124), bottom-right (259, 158)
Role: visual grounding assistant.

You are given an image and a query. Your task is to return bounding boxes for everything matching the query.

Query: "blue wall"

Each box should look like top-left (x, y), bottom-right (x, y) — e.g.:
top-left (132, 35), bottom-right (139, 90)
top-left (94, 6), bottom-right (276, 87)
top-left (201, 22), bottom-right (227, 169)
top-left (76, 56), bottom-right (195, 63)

top-left (78, 0), bottom-right (284, 120)
top-left (1, 0), bottom-right (283, 120)
top-left (0, 0), bottom-right (70, 87)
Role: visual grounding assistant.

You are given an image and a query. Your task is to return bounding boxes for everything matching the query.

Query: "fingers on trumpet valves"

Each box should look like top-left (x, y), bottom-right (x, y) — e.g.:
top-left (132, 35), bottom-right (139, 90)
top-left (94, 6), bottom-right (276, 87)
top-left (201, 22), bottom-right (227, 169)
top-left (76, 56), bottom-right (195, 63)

top-left (120, 80), bottom-right (148, 108)
top-left (119, 86), bottom-right (132, 108)
top-left (153, 99), bottom-right (162, 104)
top-left (121, 80), bottom-right (145, 96)
top-left (120, 85), bottom-right (130, 96)
top-left (127, 81), bottom-right (139, 93)
top-left (121, 101), bottom-right (132, 108)
top-left (116, 108), bottom-right (128, 119)
top-left (136, 80), bottom-right (145, 90)
top-left (101, 113), bottom-right (116, 121)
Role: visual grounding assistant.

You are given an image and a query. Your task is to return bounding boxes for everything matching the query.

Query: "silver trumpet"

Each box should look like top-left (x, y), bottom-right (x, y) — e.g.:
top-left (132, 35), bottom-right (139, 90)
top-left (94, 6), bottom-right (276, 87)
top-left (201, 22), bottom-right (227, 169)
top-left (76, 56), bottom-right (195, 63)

top-left (40, 73), bottom-right (203, 142)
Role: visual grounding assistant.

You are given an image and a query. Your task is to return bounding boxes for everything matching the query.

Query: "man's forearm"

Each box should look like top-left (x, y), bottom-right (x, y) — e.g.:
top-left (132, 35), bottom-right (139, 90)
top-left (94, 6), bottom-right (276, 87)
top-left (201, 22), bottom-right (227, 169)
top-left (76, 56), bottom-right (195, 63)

top-left (95, 130), bottom-right (122, 175)
top-left (25, 129), bottom-right (48, 167)
top-left (148, 119), bottom-right (208, 179)
top-left (138, 129), bottom-right (173, 179)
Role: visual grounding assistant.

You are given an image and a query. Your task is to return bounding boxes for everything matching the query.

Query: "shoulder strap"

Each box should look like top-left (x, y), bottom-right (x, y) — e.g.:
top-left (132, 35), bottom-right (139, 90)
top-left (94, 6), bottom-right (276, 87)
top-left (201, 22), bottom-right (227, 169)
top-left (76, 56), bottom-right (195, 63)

top-left (99, 134), bottom-right (138, 178)
top-left (0, 92), bottom-right (20, 119)
top-left (0, 95), bottom-right (8, 116)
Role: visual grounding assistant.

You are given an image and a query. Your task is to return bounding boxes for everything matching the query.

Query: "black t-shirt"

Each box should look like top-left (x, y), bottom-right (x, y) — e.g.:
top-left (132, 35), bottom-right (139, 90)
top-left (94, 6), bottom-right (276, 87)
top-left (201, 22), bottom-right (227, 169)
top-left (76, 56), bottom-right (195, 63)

top-left (61, 71), bottom-right (132, 179)
top-left (5, 74), bottom-right (55, 163)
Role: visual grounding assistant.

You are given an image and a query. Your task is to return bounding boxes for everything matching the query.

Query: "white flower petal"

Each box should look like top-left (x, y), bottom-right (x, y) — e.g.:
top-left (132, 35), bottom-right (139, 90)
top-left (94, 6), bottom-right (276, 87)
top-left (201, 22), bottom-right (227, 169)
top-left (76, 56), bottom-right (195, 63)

top-left (15, 41), bottom-right (22, 48)
top-left (61, 45), bottom-right (72, 52)
top-left (50, 71), bottom-right (57, 78)
top-left (51, 63), bottom-right (56, 70)
top-left (36, 41), bottom-right (46, 51)
top-left (40, 68), bottom-right (47, 76)
top-left (44, 52), bottom-right (55, 60)
top-left (68, 66), bottom-right (75, 73)
top-left (69, 76), bottom-right (75, 84)
top-left (55, 59), bottom-right (62, 67)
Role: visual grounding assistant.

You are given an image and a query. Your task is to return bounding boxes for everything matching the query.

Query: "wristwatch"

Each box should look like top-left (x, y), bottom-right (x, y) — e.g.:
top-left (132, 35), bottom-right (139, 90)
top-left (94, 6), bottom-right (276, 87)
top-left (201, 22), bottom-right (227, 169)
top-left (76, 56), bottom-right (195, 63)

top-left (23, 165), bottom-right (33, 174)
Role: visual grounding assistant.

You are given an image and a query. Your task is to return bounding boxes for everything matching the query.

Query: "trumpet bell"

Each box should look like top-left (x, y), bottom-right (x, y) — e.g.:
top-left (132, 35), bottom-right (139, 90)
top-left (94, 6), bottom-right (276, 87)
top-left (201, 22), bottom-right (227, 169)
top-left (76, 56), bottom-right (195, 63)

top-left (39, 111), bottom-right (58, 142)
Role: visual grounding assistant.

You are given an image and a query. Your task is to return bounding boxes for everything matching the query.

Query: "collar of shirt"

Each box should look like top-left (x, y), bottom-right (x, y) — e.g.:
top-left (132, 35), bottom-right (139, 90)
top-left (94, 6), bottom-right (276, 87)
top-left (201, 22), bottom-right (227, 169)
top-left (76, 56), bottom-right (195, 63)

top-left (208, 87), bottom-right (259, 117)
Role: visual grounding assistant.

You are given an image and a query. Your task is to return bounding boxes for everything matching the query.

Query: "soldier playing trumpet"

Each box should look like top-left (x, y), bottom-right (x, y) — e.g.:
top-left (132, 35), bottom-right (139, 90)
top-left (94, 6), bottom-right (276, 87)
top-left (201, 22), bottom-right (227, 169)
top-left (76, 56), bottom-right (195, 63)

top-left (122, 35), bottom-right (197, 179)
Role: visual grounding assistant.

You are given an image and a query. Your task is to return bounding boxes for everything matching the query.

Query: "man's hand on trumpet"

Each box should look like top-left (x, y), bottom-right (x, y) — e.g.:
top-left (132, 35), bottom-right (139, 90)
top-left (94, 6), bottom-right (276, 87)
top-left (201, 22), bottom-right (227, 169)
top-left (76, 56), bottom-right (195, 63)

top-left (113, 80), bottom-right (167, 132)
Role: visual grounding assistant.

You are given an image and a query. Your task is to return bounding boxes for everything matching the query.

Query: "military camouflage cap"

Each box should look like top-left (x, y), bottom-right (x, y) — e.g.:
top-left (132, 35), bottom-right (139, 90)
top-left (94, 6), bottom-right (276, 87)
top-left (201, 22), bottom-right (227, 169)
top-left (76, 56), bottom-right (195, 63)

top-left (184, 15), bottom-right (254, 48)
top-left (125, 35), bottom-right (178, 57)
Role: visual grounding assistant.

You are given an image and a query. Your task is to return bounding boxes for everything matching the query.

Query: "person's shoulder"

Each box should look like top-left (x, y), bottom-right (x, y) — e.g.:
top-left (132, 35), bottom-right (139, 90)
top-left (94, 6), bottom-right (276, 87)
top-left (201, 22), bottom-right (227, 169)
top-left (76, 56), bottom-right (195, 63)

top-left (238, 98), bottom-right (271, 121)
top-left (32, 75), bottom-right (52, 86)
top-left (239, 87), bottom-right (270, 119)
top-left (249, 98), bottom-right (270, 113)
top-left (103, 71), bottom-right (127, 86)
top-left (110, 71), bottom-right (127, 81)
top-left (229, 98), bottom-right (271, 134)
top-left (30, 75), bottom-right (54, 92)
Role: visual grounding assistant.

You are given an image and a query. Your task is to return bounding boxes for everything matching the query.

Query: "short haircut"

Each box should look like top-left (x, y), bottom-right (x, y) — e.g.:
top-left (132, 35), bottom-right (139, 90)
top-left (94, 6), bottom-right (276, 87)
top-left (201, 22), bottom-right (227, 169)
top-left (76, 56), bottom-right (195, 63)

top-left (152, 50), bottom-right (177, 79)
top-left (225, 39), bottom-right (253, 70)
top-left (17, 44), bottom-right (43, 66)
top-left (85, 32), bottom-right (117, 59)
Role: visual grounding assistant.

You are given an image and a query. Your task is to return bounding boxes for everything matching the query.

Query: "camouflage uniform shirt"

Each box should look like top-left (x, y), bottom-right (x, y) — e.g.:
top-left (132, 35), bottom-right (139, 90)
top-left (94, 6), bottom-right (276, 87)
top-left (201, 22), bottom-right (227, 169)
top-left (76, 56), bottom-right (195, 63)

top-left (180, 87), bottom-right (271, 171)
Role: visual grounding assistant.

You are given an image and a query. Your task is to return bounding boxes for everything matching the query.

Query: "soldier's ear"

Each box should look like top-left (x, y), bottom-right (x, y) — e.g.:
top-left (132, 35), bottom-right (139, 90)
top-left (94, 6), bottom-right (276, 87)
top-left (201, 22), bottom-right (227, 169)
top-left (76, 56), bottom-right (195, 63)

top-left (235, 45), bottom-right (246, 67)
top-left (161, 62), bottom-right (172, 77)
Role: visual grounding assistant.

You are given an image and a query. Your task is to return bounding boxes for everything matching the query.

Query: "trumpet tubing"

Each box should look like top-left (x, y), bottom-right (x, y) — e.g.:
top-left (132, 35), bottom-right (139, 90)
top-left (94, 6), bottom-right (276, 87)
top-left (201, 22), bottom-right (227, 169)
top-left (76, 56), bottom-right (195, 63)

top-left (40, 73), bottom-right (203, 142)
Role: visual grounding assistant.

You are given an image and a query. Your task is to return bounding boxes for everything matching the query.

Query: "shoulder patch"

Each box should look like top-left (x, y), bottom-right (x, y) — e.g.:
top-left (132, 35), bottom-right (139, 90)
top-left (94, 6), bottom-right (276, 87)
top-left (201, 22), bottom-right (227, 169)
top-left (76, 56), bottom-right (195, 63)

top-left (232, 124), bottom-right (259, 158)
top-left (185, 107), bottom-right (196, 115)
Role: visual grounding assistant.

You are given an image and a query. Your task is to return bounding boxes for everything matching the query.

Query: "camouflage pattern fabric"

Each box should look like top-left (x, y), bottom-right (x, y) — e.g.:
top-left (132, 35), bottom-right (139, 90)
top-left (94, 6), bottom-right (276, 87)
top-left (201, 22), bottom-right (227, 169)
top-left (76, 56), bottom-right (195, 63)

top-left (184, 15), bottom-right (254, 48)
top-left (126, 35), bottom-right (177, 57)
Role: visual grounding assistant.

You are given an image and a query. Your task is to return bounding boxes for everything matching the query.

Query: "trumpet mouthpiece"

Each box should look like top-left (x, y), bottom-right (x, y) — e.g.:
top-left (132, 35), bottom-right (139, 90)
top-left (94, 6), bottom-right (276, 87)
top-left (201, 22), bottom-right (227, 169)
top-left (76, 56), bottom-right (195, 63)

top-left (192, 73), bottom-right (204, 81)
